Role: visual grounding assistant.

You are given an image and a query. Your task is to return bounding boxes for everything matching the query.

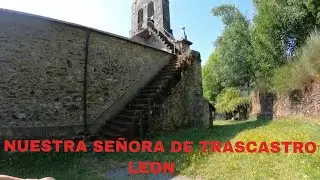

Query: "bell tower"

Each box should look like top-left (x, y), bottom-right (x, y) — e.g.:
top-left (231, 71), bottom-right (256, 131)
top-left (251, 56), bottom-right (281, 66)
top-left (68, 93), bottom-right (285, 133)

top-left (130, 0), bottom-right (173, 38)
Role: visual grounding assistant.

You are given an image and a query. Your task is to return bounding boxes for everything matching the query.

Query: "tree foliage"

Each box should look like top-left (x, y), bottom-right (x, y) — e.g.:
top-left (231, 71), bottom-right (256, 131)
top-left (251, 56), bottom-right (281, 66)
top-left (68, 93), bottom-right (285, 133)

top-left (272, 30), bottom-right (320, 95)
top-left (252, 0), bottom-right (320, 90)
top-left (212, 5), bottom-right (255, 88)
top-left (202, 1), bottom-right (320, 115)
top-left (251, 0), bottom-right (285, 89)
top-left (215, 88), bottom-right (249, 114)
top-left (202, 52), bottom-right (223, 102)
top-left (202, 5), bottom-right (254, 107)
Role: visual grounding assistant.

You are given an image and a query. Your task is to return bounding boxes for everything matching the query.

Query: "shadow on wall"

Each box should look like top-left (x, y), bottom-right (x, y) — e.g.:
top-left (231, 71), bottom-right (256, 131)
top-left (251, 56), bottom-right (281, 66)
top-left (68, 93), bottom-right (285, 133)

top-left (289, 89), bottom-right (303, 104)
top-left (257, 93), bottom-right (275, 120)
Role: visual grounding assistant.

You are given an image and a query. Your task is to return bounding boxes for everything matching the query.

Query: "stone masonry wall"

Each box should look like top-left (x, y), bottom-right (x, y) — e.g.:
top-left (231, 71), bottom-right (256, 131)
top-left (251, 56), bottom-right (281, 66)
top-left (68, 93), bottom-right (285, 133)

top-left (0, 9), bottom-right (172, 138)
top-left (87, 32), bottom-right (171, 123)
top-left (250, 79), bottom-right (320, 120)
top-left (274, 80), bottom-right (320, 119)
top-left (149, 51), bottom-right (209, 134)
top-left (0, 10), bottom-right (87, 128)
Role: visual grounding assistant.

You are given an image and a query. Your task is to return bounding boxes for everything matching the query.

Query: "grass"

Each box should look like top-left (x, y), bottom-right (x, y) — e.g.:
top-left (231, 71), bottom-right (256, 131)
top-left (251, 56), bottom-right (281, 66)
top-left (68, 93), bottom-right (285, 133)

top-left (182, 118), bottom-right (320, 179)
top-left (1, 118), bottom-right (320, 180)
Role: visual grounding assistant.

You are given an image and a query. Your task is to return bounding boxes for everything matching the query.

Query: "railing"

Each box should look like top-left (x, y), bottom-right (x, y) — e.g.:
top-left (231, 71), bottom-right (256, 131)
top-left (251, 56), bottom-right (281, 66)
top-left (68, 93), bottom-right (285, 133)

top-left (129, 21), bottom-right (178, 55)
top-left (147, 21), bottom-right (175, 41)
top-left (146, 20), bottom-right (178, 55)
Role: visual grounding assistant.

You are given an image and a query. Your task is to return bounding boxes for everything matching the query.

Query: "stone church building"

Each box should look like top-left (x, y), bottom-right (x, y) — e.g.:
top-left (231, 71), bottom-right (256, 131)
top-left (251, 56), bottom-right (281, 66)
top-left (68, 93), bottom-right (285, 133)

top-left (0, 0), bottom-right (208, 139)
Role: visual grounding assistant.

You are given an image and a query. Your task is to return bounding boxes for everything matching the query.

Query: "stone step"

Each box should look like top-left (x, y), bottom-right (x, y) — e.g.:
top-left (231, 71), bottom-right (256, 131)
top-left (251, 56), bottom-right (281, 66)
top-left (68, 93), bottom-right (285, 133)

top-left (137, 92), bottom-right (157, 98)
top-left (167, 60), bottom-right (176, 65)
top-left (142, 84), bottom-right (165, 91)
top-left (160, 68), bottom-right (175, 74)
top-left (164, 41), bottom-right (174, 48)
top-left (150, 79), bottom-right (170, 87)
top-left (159, 36), bottom-right (172, 44)
top-left (133, 97), bottom-right (154, 104)
top-left (139, 87), bottom-right (162, 93)
top-left (157, 72), bottom-right (174, 77)
top-left (163, 64), bottom-right (176, 69)
top-left (108, 119), bottom-right (134, 128)
top-left (150, 30), bottom-right (178, 54)
top-left (148, 78), bottom-right (167, 85)
top-left (164, 67), bottom-right (175, 72)
top-left (129, 103), bottom-right (148, 110)
top-left (94, 54), bottom-right (182, 140)
top-left (121, 109), bottom-right (143, 116)
top-left (153, 75), bottom-right (171, 81)
top-left (166, 41), bottom-right (174, 46)
top-left (101, 126), bottom-right (123, 138)
top-left (157, 72), bottom-right (173, 78)
top-left (140, 88), bottom-right (161, 94)
top-left (150, 28), bottom-right (156, 33)
top-left (153, 76), bottom-right (171, 82)
top-left (106, 123), bottom-right (127, 133)
top-left (162, 65), bottom-right (175, 71)
top-left (118, 114), bottom-right (140, 122)
top-left (158, 32), bottom-right (165, 38)
top-left (164, 45), bottom-right (171, 51)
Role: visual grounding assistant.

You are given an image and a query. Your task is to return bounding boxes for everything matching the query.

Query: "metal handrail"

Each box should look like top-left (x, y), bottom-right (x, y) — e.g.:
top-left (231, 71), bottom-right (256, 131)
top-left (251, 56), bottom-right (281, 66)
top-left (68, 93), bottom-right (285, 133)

top-left (147, 20), bottom-right (175, 42)
top-left (146, 20), bottom-right (177, 54)
top-left (129, 20), bottom-right (178, 55)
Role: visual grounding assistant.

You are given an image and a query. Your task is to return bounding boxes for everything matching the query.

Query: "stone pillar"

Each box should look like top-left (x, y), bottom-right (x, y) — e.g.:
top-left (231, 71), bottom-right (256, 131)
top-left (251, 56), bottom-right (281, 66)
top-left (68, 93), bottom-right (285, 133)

top-left (181, 50), bottom-right (210, 129)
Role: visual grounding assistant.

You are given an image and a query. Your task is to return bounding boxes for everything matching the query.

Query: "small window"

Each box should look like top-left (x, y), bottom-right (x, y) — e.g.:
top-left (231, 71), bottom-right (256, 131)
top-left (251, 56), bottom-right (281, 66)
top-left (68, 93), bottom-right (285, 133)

top-left (138, 8), bottom-right (143, 24)
top-left (147, 2), bottom-right (154, 18)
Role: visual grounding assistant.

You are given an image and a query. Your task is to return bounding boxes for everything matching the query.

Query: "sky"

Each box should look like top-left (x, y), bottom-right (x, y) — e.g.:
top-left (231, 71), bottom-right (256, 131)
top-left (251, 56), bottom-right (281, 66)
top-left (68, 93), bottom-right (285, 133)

top-left (0, 0), bottom-right (255, 64)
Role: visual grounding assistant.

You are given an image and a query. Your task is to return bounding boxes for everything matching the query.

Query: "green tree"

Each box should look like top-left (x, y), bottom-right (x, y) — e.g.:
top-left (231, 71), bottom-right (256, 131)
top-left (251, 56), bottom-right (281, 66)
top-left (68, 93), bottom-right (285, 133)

top-left (212, 5), bottom-right (255, 89)
top-left (252, 0), bottom-right (320, 90)
top-left (215, 87), bottom-right (249, 114)
top-left (202, 52), bottom-right (223, 103)
top-left (272, 30), bottom-right (320, 95)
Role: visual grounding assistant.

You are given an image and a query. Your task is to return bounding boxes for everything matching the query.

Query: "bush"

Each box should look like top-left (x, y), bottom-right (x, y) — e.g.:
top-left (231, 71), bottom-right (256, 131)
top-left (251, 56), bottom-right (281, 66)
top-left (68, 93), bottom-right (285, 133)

top-left (215, 87), bottom-right (249, 114)
top-left (273, 30), bottom-right (320, 95)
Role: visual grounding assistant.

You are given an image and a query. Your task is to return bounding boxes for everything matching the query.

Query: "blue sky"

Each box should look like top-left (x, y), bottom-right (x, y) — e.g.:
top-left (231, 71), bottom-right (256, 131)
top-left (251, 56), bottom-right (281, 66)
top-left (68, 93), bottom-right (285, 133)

top-left (0, 0), bottom-right (255, 64)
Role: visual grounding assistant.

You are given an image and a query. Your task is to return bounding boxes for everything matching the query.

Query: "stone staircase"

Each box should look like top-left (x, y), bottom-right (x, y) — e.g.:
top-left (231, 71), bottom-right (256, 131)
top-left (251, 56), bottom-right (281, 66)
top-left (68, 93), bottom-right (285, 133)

top-left (95, 59), bottom-right (181, 140)
top-left (147, 21), bottom-right (180, 55)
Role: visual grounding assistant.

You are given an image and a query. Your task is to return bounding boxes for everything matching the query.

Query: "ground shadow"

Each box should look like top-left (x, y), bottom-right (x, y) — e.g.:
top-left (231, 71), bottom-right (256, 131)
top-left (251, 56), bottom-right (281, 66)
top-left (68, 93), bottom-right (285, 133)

top-left (0, 118), bottom-right (273, 180)
top-left (158, 118), bottom-right (273, 145)
top-left (100, 118), bottom-right (273, 177)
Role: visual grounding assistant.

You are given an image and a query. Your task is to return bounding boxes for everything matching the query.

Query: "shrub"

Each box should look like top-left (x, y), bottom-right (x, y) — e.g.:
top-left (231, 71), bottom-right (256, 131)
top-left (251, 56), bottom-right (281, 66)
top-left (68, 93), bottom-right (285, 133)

top-left (215, 87), bottom-right (250, 114)
top-left (272, 30), bottom-right (320, 95)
